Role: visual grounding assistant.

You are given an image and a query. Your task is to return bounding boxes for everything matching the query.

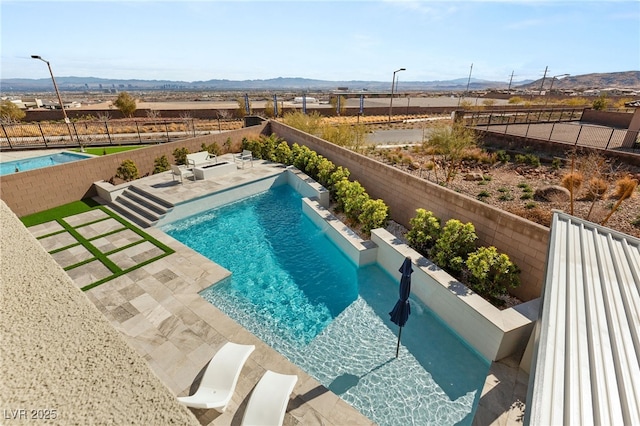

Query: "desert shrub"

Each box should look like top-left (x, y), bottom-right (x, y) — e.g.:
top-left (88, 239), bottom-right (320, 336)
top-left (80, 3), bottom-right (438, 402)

top-left (585, 177), bottom-right (608, 201)
top-left (592, 94), bottom-right (609, 111)
top-left (520, 193), bottom-right (533, 200)
top-left (282, 110), bottom-right (323, 134)
top-left (514, 153), bottom-right (540, 167)
top-left (613, 176), bottom-right (638, 199)
top-left (477, 190), bottom-right (491, 200)
top-left (153, 155), bottom-right (170, 174)
top-left (223, 137), bottom-right (233, 153)
top-left (495, 150), bottom-right (510, 163)
top-left (432, 219), bottom-right (477, 273)
top-left (602, 176), bottom-right (638, 225)
top-left (274, 141), bottom-right (293, 165)
top-left (406, 209), bottom-right (441, 254)
top-left (465, 246), bottom-right (521, 305)
top-left (358, 199), bottom-right (389, 235)
top-left (173, 147), bottom-right (189, 165)
top-left (551, 157), bottom-right (562, 170)
top-left (116, 159), bottom-right (139, 182)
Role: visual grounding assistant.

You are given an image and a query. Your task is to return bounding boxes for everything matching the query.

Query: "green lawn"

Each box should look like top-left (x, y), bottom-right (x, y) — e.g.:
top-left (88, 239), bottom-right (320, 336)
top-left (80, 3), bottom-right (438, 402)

top-left (71, 145), bottom-right (148, 156)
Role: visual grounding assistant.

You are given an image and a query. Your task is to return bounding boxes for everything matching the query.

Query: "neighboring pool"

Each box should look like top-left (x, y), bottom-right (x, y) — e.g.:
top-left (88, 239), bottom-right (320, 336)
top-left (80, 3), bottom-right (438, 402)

top-left (0, 152), bottom-right (91, 176)
top-left (162, 184), bottom-right (490, 425)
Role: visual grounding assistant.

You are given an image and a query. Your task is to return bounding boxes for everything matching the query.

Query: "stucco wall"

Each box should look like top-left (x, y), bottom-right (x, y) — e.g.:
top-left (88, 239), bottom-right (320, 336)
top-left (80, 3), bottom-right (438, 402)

top-left (0, 200), bottom-right (198, 424)
top-left (269, 121), bottom-right (548, 301)
top-left (0, 124), bottom-right (268, 217)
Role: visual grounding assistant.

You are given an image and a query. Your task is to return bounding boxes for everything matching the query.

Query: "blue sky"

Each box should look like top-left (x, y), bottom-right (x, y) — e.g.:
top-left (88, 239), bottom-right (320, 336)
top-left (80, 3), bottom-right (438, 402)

top-left (2, 1), bottom-right (639, 84)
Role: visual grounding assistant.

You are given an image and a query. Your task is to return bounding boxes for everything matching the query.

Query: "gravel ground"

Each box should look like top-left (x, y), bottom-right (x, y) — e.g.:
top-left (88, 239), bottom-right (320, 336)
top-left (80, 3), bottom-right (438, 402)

top-left (376, 152), bottom-right (640, 240)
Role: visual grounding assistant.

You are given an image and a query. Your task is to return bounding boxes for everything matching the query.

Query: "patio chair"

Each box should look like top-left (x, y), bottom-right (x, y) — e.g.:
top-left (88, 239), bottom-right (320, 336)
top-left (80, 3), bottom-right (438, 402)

top-left (177, 342), bottom-right (255, 412)
top-left (234, 150), bottom-right (253, 169)
top-left (241, 370), bottom-right (298, 426)
top-left (171, 164), bottom-right (194, 184)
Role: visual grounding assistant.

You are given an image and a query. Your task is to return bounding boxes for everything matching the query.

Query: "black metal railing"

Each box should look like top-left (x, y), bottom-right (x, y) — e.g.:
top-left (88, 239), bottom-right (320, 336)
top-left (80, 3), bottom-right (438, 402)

top-left (0, 118), bottom-right (203, 149)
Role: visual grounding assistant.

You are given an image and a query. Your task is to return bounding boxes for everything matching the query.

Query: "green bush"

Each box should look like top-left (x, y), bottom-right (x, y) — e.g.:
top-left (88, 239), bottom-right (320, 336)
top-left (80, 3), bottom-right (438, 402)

top-left (274, 141), bottom-right (293, 165)
top-left (335, 180), bottom-right (369, 222)
top-left (173, 147), bottom-right (189, 165)
top-left (153, 155), bottom-right (170, 174)
top-left (466, 246), bottom-right (520, 304)
top-left (316, 157), bottom-right (336, 188)
top-left (477, 190), bottom-right (491, 200)
top-left (495, 150), bottom-right (510, 163)
top-left (515, 153), bottom-right (540, 167)
top-left (327, 166), bottom-right (350, 196)
top-left (115, 159), bottom-right (139, 182)
top-left (201, 142), bottom-right (222, 157)
top-left (432, 219), bottom-right (477, 273)
top-left (358, 199), bottom-right (389, 235)
top-left (406, 209), bottom-right (441, 254)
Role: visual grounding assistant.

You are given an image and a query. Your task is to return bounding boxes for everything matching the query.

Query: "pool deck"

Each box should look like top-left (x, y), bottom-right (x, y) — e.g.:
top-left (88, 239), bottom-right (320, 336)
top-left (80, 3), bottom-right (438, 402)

top-left (26, 152), bottom-right (528, 425)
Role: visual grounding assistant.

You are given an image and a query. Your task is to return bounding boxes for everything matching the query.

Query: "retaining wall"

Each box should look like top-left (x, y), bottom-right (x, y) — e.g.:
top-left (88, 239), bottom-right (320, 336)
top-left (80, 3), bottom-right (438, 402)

top-left (0, 124), bottom-right (268, 217)
top-left (269, 121), bottom-right (549, 301)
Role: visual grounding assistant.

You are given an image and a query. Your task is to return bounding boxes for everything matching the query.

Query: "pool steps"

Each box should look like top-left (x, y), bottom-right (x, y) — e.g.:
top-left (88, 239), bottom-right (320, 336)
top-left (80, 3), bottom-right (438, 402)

top-left (110, 185), bottom-right (174, 228)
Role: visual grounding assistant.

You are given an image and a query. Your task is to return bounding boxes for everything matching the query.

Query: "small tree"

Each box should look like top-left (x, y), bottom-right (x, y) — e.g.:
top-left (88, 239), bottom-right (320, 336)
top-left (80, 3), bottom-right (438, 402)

top-left (113, 92), bottom-right (137, 117)
top-left (153, 155), bottom-right (170, 174)
top-left (116, 159), bottom-right (139, 182)
top-left (432, 219), bottom-right (477, 273)
top-left (201, 142), bottom-right (222, 156)
top-left (0, 100), bottom-right (26, 122)
top-left (406, 209), bottom-right (441, 254)
top-left (466, 246), bottom-right (520, 305)
top-left (426, 123), bottom-right (478, 185)
top-left (173, 147), bottom-right (189, 165)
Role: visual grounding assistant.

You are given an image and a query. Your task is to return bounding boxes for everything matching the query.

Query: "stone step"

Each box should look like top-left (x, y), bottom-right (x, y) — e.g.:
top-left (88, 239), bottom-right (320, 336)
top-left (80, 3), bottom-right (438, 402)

top-left (127, 185), bottom-right (174, 209)
top-left (109, 201), bottom-right (155, 228)
top-left (120, 189), bottom-right (170, 216)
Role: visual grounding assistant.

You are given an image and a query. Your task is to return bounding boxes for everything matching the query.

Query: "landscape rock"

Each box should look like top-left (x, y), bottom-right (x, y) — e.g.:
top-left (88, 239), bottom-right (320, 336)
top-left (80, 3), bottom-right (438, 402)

top-left (464, 172), bottom-right (484, 181)
top-left (535, 185), bottom-right (571, 201)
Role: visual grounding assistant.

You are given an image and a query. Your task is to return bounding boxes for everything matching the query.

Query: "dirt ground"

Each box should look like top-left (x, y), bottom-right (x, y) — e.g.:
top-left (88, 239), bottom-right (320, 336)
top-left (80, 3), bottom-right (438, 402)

top-left (370, 147), bottom-right (640, 240)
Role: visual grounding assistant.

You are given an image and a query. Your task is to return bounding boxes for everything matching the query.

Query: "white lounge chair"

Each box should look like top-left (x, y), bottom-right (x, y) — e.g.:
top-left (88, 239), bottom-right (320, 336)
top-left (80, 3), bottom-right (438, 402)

top-left (177, 342), bottom-right (255, 412)
top-left (241, 370), bottom-right (298, 426)
top-left (171, 164), bottom-right (194, 184)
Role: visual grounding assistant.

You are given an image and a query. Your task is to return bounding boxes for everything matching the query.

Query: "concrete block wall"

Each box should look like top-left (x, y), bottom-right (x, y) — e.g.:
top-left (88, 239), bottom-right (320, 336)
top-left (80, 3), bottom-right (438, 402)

top-left (269, 121), bottom-right (549, 301)
top-left (0, 124), bottom-right (268, 217)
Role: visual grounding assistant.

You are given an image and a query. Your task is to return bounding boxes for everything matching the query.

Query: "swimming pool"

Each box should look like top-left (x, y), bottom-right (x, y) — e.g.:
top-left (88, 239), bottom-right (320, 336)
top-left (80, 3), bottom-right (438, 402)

top-left (0, 152), bottom-right (91, 176)
top-left (162, 184), bottom-right (490, 425)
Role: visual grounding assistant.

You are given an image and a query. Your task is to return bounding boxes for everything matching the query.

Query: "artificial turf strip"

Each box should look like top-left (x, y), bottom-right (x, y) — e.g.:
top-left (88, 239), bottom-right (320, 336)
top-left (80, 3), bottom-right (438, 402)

top-left (20, 199), bottom-right (101, 227)
top-left (71, 145), bottom-right (147, 156)
top-left (22, 201), bottom-right (175, 292)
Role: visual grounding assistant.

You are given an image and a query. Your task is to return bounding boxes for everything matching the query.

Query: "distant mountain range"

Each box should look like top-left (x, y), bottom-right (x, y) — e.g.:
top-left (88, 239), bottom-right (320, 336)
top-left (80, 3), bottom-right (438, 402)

top-left (1, 71), bottom-right (638, 92)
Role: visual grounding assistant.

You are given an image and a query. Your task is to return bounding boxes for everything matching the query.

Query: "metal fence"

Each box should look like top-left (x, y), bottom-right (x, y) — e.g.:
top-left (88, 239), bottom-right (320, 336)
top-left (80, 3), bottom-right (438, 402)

top-left (465, 109), bottom-right (639, 152)
top-left (0, 118), bottom-right (241, 150)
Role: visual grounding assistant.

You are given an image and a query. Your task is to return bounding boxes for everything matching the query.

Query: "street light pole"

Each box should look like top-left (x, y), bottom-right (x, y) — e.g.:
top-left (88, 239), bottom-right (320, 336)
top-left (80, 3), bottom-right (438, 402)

top-left (388, 67), bottom-right (406, 123)
top-left (31, 55), bottom-right (75, 143)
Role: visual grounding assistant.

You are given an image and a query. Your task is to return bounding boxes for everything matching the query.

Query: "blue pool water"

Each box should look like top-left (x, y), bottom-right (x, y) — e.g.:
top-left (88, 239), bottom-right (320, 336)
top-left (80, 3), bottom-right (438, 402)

top-left (162, 184), bottom-right (490, 425)
top-left (0, 152), bottom-right (90, 176)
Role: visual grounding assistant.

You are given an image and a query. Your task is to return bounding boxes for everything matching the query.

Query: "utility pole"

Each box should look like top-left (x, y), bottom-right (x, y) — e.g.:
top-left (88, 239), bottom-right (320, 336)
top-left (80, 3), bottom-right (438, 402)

top-left (508, 71), bottom-right (515, 92)
top-left (538, 66), bottom-right (548, 95)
